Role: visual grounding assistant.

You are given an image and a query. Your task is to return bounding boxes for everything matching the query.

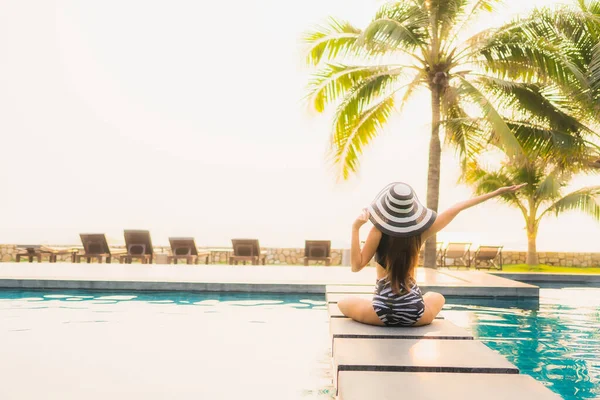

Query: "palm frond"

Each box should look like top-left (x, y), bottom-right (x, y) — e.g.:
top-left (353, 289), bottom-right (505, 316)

top-left (440, 85), bottom-right (487, 167)
top-left (462, 162), bottom-right (527, 208)
top-left (507, 121), bottom-right (596, 164)
top-left (333, 72), bottom-right (403, 135)
top-left (476, 15), bottom-right (588, 89)
top-left (427, 0), bottom-right (470, 41)
top-left (588, 0), bottom-right (600, 16)
top-left (360, 2), bottom-right (429, 55)
top-left (509, 161), bottom-right (543, 190)
top-left (447, 0), bottom-right (502, 51)
top-left (539, 186), bottom-right (600, 221)
top-left (303, 18), bottom-right (363, 66)
top-left (455, 76), bottom-right (523, 157)
top-left (589, 41), bottom-right (600, 93)
top-left (477, 76), bottom-right (589, 132)
top-left (535, 170), bottom-right (565, 202)
top-left (469, 0), bottom-right (500, 13)
top-left (463, 166), bottom-right (511, 193)
top-left (584, 0), bottom-right (600, 15)
top-left (306, 64), bottom-right (402, 112)
top-left (330, 96), bottom-right (396, 180)
top-left (398, 72), bottom-right (427, 113)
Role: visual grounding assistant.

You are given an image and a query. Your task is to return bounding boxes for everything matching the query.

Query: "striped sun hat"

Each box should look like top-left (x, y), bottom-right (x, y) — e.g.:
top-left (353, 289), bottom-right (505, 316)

top-left (367, 182), bottom-right (437, 237)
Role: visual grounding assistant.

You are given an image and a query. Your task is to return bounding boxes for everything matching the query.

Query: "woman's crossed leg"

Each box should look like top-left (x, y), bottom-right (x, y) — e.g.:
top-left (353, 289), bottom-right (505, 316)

top-left (338, 291), bottom-right (445, 327)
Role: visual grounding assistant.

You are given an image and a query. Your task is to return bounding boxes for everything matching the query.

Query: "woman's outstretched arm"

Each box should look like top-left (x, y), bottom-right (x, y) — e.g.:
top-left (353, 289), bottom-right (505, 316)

top-left (422, 184), bottom-right (527, 240)
top-left (350, 209), bottom-right (381, 272)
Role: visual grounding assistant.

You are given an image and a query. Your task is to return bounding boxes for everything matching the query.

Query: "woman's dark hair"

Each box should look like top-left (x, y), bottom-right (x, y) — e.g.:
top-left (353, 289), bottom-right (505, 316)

top-left (383, 234), bottom-right (422, 294)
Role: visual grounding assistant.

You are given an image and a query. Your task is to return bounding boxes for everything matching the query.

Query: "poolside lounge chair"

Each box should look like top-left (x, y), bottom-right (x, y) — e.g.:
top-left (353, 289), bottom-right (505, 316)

top-left (119, 230), bottom-right (154, 264)
top-left (76, 234), bottom-right (124, 263)
top-left (16, 245), bottom-right (78, 263)
top-left (440, 242), bottom-right (472, 269)
top-left (168, 237), bottom-right (210, 265)
top-left (15, 245), bottom-right (43, 263)
top-left (472, 245), bottom-right (503, 270)
top-left (40, 246), bottom-right (79, 263)
top-left (229, 239), bottom-right (267, 265)
top-left (304, 240), bottom-right (332, 266)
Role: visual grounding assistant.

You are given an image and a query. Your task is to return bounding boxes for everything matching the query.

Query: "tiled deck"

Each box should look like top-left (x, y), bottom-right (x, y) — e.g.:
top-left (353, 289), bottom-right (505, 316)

top-left (0, 263), bottom-right (538, 297)
top-left (329, 318), bottom-right (471, 353)
top-left (334, 338), bottom-right (519, 375)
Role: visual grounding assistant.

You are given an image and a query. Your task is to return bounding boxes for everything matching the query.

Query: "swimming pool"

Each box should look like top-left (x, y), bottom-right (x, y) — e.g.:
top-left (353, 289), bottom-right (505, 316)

top-left (2, 286), bottom-right (599, 399)
top-left (0, 290), bottom-right (334, 399)
top-left (445, 285), bottom-right (600, 400)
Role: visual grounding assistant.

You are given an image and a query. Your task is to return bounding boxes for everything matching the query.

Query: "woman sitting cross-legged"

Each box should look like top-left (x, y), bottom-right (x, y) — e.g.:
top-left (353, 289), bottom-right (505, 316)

top-left (339, 181), bottom-right (526, 327)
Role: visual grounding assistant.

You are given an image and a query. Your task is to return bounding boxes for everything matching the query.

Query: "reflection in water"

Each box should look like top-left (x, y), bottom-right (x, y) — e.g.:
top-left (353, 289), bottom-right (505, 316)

top-left (446, 286), bottom-right (600, 400)
top-left (0, 289), bottom-right (334, 399)
top-left (409, 339), bottom-right (440, 363)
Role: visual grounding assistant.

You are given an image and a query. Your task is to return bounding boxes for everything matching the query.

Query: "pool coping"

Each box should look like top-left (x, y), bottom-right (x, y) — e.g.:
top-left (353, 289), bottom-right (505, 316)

top-left (0, 263), bottom-right (540, 298)
top-left (0, 279), bottom-right (542, 297)
top-left (490, 272), bottom-right (600, 283)
top-left (0, 279), bottom-right (329, 294)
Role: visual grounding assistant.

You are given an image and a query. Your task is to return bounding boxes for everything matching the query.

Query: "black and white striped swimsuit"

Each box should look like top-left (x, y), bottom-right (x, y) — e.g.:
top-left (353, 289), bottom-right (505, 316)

top-left (372, 278), bottom-right (425, 326)
top-left (372, 232), bottom-right (425, 326)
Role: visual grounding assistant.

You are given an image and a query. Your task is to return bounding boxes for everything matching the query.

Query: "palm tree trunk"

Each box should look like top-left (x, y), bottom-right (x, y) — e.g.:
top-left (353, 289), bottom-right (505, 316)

top-left (423, 83), bottom-right (442, 268)
top-left (526, 219), bottom-right (539, 266)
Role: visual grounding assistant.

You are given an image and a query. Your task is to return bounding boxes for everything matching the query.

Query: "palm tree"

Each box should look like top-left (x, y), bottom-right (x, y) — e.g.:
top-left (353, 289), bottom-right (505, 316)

top-left (464, 149), bottom-right (600, 265)
top-left (302, 1), bottom-right (554, 267)
top-left (302, 1), bottom-right (600, 267)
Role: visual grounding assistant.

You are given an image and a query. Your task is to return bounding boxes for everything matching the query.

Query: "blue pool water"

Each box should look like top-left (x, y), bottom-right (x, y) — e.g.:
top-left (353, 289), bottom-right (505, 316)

top-left (1, 287), bottom-right (599, 399)
top-left (0, 290), bottom-right (334, 399)
top-left (445, 285), bottom-right (600, 400)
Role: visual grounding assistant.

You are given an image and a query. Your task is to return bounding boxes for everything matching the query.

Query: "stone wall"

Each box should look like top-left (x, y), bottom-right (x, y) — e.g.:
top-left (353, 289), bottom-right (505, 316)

top-left (0, 245), bottom-right (342, 265)
top-left (501, 251), bottom-right (600, 267)
top-left (0, 244), bottom-right (598, 267)
top-left (205, 247), bottom-right (342, 265)
top-left (423, 250), bottom-right (600, 268)
top-left (0, 245), bottom-right (15, 262)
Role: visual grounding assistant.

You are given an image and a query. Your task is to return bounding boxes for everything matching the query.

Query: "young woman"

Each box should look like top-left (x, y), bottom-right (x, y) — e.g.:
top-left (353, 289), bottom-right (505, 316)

top-left (339, 182), bottom-right (526, 327)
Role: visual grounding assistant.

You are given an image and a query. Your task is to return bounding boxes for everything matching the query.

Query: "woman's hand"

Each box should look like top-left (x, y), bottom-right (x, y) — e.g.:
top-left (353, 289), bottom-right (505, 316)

top-left (495, 183), bottom-right (527, 195)
top-left (353, 208), bottom-right (370, 229)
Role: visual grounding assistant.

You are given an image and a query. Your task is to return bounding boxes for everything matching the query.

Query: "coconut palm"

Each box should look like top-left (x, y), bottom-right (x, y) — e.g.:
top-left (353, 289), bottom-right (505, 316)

top-left (464, 148), bottom-right (600, 265)
top-left (302, 0), bottom-right (591, 266)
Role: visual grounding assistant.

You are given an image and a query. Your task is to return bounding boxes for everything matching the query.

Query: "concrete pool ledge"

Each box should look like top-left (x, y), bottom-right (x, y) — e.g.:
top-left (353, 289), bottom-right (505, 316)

top-left (337, 371), bottom-right (562, 400)
top-left (325, 269), bottom-right (540, 298)
top-left (332, 338), bottom-right (519, 390)
top-left (490, 271), bottom-right (600, 283)
top-left (326, 284), bottom-right (539, 298)
top-left (330, 318), bottom-right (472, 354)
top-left (331, 332), bottom-right (560, 399)
top-left (0, 263), bottom-right (540, 299)
top-left (0, 279), bottom-right (329, 294)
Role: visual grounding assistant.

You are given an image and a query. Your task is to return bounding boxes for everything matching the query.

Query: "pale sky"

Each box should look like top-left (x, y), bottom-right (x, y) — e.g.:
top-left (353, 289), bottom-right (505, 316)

top-left (0, 0), bottom-right (597, 251)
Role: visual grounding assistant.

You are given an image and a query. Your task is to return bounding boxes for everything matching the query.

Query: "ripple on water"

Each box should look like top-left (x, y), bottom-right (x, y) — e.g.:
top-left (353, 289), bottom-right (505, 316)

top-left (95, 295), bottom-right (137, 301)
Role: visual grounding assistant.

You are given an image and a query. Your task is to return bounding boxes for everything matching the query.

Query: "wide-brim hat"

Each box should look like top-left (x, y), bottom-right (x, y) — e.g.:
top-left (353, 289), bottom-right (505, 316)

top-left (367, 182), bottom-right (437, 237)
